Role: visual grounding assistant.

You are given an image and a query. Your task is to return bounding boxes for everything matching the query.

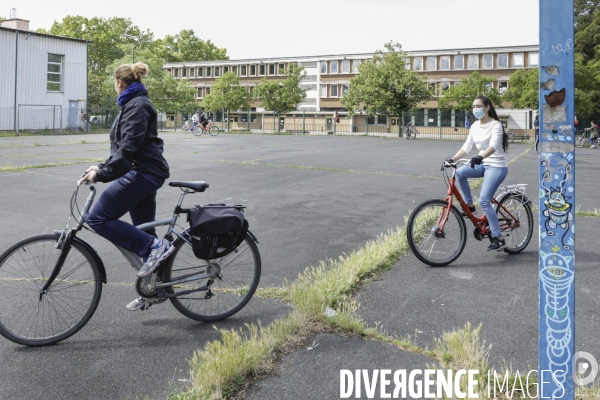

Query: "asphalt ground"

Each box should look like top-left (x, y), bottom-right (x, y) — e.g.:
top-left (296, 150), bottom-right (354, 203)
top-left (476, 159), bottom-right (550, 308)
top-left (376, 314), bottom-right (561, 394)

top-left (0, 133), bottom-right (598, 399)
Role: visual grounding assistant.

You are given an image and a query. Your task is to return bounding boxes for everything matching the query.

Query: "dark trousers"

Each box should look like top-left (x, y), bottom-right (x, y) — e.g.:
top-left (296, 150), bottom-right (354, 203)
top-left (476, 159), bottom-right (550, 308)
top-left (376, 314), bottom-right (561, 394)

top-left (87, 170), bottom-right (165, 258)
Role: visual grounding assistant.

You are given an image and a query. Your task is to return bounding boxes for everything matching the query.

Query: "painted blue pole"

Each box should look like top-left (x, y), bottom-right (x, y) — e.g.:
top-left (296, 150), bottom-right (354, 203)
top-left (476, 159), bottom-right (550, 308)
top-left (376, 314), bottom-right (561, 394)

top-left (539, 1), bottom-right (575, 399)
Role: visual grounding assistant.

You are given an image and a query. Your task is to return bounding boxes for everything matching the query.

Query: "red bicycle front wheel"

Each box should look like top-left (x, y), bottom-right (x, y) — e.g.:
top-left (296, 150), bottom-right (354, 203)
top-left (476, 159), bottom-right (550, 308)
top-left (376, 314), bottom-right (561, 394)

top-left (407, 199), bottom-right (467, 266)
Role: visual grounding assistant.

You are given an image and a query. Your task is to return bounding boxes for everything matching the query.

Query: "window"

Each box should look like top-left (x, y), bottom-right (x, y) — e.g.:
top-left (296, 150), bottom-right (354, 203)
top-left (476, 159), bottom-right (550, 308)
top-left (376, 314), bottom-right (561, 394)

top-left (498, 81), bottom-right (508, 93)
top-left (367, 115), bottom-right (387, 125)
top-left (182, 68), bottom-right (187, 78)
top-left (414, 57), bottom-right (423, 71)
top-left (440, 82), bottom-right (450, 93)
top-left (331, 61), bottom-right (339, 73)
top-left (214, 67), bottom-right (220, 77)
top-left (427, 57), bottom-right (437, 71)
top-left (353, 60), bottom-right (361, 73)
top-left (47, 54), bottom-right (63, 91)
top-left (321, 85), bottom-right (327, 97)
top-left (269, 64), bottom-right (275, 75)
top-left (529, 52), bottom-right (539, 67)
top-left (197, 88), bottom-right (203, 97)
top-left (498, 53), bottom-right (508, 68)
top-left (467, 55), bottom-right (478, 69)
top-left (241, 65), bottom-right (247, 76)
top-left (174, 69), bottom-right (179, 78)
top-left (232, 66), bottom-right (238, 75)
top-left (440, 56), bottom-right (450, 70)
top-left (206, 87), bottom-right (211, 95)
top-left (483, 54), bottom-right (493, 69)
top-left (513, 53), bottom-right (524, 67)
top-left (198, 67), bottom-right (203, 77)
top-left (278, 63), bottom-right (285, 73)
top-left (342, 84), bottom-right (349, 95)
top-left (206, 67), bottom-right (212, 77)
top-left (330, 85), bottom-right (338, 97)
top-left (341, 60), bottom-right (350, 73)
top-left (454, 55), bottom-right (464, 69)
top-left (189, 68), bottom-right (194, 78)
top-left (259, 64), bottom-right (265, 75)
top-left (321, 61), bottom-right (327, 74)
top-left (250, 65), bottom-right (256, 75)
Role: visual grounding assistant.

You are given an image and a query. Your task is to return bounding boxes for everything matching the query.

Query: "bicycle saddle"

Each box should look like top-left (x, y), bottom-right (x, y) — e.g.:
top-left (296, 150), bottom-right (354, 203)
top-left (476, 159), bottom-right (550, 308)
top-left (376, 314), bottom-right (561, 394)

top-left (169, 181), bottom-right (209, 192)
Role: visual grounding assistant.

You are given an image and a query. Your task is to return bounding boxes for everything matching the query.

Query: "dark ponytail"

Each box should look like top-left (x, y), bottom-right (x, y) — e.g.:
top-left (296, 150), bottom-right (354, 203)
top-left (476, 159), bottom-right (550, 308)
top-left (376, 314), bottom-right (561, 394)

top-left (476, 95), bottom-right (508, 152)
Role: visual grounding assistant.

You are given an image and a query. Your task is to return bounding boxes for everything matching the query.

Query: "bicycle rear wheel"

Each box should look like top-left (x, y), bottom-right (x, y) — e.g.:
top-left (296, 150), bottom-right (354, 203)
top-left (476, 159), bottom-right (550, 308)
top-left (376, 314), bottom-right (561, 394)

top-left (407, 199), bottom-right (467, 266)
top-left (163, 232), bottom-right (261, 322)
top-left (208, 126), bottom-right (220, 136)
top-left (497, 194), bottom-right (533, 254)
top-left (0, 234), bottom-right (102, 346)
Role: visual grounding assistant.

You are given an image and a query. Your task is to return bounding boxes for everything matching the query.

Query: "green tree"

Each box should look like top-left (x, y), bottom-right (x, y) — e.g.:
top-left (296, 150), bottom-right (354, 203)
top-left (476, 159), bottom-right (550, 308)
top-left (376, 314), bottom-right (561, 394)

top-left (504, 68), bottom-right (539, 110)
top-left (254, 64), bottom-right (307, 130)
top-left (150, 30), bottom-right (228, 63)
top-left (340, 42), bottom-right (430, 120)
top-left (100, 44), bottom-right (197, 114)
top-left (437, 71), bottom-right (502, 111)
top-left (202, 72), bottom-right (251, 125)
top-left (41, 16), bottom-right (154, 72)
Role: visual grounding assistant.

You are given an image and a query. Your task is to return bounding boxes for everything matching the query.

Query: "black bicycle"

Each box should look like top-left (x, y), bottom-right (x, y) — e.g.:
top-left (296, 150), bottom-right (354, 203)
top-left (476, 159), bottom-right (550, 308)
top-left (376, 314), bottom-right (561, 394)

top-left (0, 180), bottom-right (261, 346)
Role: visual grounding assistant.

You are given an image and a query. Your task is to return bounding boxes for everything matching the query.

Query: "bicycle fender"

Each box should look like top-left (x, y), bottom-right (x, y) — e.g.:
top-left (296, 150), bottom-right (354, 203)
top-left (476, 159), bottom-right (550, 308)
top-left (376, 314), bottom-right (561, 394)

top-left (53, 230), bottom-right (107, 284)
top-left (247, 229), bottom-right (259, 244)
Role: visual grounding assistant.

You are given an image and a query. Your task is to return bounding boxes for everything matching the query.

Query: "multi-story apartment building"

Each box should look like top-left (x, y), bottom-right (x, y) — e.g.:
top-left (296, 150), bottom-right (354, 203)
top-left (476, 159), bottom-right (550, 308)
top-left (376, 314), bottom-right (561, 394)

top-left (163, 45), bottom-right (538, 134)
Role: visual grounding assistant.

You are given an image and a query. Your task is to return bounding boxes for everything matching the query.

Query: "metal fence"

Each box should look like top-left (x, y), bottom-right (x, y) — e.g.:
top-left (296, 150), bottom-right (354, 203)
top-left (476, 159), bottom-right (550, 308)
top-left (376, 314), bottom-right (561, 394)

top-left (0, 106), bottom-right (93, 135)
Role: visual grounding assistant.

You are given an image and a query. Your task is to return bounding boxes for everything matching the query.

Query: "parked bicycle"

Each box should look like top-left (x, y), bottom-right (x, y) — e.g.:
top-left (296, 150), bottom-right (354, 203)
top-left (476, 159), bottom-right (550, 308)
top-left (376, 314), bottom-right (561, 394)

top-left (193, 120), bottom-right (220, 137)
top-left (0, 180), bottom-right (261, 346)
top-left (406, 159), bottom-right (533, 266)
top-left (576, 135), bottom-right (600, 148)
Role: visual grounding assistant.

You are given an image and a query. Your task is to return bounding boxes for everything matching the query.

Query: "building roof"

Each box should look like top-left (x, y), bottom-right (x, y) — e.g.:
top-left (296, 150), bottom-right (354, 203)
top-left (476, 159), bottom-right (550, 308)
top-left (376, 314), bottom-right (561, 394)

top-left (163, 44), bottom-right (539, 67)
top-left (0, 26), bottom-right (88, 43)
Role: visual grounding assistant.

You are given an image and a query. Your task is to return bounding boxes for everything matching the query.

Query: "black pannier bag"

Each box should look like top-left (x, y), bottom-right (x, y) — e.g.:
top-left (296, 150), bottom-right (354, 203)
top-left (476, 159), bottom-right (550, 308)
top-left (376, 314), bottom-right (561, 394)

top-left (188, 204), bottom-right (249, 260)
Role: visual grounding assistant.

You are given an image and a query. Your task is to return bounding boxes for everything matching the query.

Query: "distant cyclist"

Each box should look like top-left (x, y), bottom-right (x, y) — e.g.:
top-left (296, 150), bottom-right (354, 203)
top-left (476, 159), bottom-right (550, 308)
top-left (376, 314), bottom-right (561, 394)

top-left (584, 120), bottom-right (599, 148)
top-left (199, 110), bottom-right (209, 131)
top-left (191, 111), bottom-right (200, 131)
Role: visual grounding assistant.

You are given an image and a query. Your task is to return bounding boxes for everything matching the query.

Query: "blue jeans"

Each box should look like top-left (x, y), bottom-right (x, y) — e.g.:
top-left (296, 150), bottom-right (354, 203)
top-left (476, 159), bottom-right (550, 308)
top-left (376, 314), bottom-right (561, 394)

top-left (455, 165), bottom-right (508, 238)
top-left (87, 170), bottom-right (165, 258)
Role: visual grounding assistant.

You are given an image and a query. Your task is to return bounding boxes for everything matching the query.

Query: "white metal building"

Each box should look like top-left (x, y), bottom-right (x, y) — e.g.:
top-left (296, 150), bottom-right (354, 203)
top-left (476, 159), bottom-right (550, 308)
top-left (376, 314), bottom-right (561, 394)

top-left (0, 15), bottom-right (87, 133)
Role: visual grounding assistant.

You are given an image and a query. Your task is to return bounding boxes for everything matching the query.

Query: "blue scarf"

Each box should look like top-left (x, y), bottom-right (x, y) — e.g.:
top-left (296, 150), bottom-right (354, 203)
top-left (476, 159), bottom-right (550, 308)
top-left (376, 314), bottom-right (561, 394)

top-left (117, 82), bottom-right (146, 107)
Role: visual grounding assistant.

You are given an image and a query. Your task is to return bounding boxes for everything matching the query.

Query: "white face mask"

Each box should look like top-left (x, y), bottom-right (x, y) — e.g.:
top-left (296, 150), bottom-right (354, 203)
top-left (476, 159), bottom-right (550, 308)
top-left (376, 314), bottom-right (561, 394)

top-left (473, 108), bottom-right (485, 119)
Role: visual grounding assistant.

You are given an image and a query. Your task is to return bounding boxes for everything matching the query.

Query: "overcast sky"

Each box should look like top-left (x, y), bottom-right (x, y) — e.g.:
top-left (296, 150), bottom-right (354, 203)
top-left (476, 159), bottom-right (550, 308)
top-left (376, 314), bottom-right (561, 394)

top-left (7, 0), bottom-right (539, 59)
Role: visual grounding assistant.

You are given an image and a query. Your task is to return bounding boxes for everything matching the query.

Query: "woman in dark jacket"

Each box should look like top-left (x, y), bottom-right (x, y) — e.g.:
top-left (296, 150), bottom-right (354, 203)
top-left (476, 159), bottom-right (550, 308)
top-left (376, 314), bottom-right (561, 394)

top-left (79, 62), bottom-right (173, 311)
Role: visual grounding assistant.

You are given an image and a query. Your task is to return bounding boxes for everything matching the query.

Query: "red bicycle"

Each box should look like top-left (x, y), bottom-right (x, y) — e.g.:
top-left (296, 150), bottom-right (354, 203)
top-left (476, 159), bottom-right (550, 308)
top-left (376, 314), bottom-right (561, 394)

top-left (406, 159), bottom-right (533, 266)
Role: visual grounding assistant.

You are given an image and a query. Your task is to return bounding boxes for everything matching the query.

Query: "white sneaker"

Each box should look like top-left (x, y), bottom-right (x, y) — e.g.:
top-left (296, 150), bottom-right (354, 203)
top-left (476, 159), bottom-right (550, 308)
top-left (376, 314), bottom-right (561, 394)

top-left (591, 145), bottom-right (596, 148)
top-left (125, 296), bottom-right (166, 311)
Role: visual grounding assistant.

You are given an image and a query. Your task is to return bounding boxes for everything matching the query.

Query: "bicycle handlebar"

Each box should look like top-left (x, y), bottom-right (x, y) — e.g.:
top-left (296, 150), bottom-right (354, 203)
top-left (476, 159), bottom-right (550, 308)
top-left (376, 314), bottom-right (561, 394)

top-left (443, 158), bottom-right (484, 168)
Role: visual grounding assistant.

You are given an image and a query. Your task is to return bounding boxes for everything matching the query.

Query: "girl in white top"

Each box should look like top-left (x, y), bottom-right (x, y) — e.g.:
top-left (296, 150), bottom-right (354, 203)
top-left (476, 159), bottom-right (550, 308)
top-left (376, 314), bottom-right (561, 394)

top-left (447, 95), bottom-right (509, 251)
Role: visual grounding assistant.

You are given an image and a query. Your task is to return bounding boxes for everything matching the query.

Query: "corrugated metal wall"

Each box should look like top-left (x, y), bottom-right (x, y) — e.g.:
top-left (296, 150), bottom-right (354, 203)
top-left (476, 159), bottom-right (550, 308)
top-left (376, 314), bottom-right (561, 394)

top-left (0, 29), bottom-right (87, 131)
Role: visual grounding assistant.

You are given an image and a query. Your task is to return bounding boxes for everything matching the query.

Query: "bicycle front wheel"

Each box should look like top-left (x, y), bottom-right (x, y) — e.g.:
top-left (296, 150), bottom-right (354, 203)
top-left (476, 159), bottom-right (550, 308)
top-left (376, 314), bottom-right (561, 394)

top-left (208, 126), bottom-right (220, 136)
top-left (576, 137), bottom-right (586, 148)
top-left (164, 233), bottom-right (261, 322)
top-left (407, 199), bottom-right (467, 266)
top-left (497, 194), bottom-right (533, 254)
top-left (0, 234), bottom-right (102, 346)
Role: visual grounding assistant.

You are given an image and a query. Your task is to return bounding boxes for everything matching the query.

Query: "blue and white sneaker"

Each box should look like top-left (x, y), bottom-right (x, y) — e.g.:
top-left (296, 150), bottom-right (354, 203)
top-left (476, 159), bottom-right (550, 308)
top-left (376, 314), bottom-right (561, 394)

top-left (137, 240), bottom-right (175, 277)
